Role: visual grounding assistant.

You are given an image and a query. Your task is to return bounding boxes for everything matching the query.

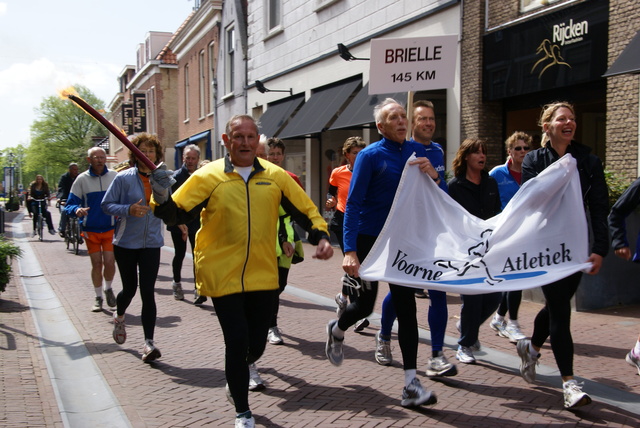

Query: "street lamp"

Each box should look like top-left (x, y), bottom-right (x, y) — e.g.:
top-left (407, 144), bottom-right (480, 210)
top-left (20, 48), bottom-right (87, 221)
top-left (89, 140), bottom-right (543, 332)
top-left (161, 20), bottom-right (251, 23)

top-left (255, 80), bottom-right (293, 95)
top-left (337, 43), bottom-right (370, 61)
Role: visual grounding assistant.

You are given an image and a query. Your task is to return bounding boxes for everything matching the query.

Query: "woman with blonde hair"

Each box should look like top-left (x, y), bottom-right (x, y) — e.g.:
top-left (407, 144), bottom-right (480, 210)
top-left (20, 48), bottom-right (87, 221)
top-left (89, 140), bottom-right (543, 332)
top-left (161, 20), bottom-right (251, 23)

top-left (518, 102), bottom-right (608, 408)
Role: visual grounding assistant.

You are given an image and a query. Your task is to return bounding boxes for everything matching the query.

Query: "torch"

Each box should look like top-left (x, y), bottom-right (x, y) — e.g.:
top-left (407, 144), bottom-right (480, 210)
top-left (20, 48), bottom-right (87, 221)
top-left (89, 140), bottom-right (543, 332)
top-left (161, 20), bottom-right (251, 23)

top-left (61, 89), bottom-right (157, 171)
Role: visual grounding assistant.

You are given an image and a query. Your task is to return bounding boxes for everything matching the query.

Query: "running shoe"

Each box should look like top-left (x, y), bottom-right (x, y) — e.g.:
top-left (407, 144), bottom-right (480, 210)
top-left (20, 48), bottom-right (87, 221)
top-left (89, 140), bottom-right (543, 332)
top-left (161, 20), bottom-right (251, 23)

top-left (489, 317), bottom-right (507, 336)
top-left (104, 288), bottom-right (117, 308)
top-left (172, 281), bottom-right (184, 301)
top-left (248, 363), bottom-right (265, 391)
top-left (235, 413), bottom-right (255, 428)
top-left (353, 318), bottom-right (370, 333)
top-left (268, 327), bottom-right (284, 345)
top-left (401, 377), bottom-right (437, 407)
top-left (516, 339), bottom-right (539, 383)
top-left (563, 380), bottom-right (592, 408)
top-left (92, 296), bottom-right (103, 312)
top-left (325, 320), bottom-right (344, 366)
top-left (112, 313), bottom-right (126, 344)
top-left (504, 321), bottom-right (527, 343)
top-left (335, 292), bottom-right (348, 317)
top-left (456, 345), bottom-right (476, 364)
top-left (194, 289), bottom-right (207, 305)
top-left (626, 351), bottom-right (640, 375)
top-left (426, 353), bottom-right (458, 377)
top-left (142, 341), bottom-right (161, 363)
top-left (374, 331), bottom-right (392, 366)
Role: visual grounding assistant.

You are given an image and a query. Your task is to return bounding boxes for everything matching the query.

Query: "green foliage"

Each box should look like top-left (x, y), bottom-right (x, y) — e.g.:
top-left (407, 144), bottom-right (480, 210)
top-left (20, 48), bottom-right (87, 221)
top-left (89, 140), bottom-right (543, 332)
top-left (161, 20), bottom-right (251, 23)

top-left (0, 85), bottom-right (106, 191)
top-left (604, 168), bottom-right (633, 209)
top-left (0, 236), bottom-right (22, 291)
top-left (26, 84), bottom-right (106, 184)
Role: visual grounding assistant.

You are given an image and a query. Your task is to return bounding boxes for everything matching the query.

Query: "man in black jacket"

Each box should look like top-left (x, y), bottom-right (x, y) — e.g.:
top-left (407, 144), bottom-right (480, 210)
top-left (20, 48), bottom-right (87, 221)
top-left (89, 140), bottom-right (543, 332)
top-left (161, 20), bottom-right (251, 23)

top-left (169, 144), bottom-right (201, 302)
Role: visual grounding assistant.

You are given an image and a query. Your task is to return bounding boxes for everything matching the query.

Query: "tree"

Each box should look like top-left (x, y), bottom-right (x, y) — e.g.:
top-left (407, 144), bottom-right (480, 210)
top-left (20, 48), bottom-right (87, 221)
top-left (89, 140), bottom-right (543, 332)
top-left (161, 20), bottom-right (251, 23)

top-left (27, 85), bottom-right (106, 183)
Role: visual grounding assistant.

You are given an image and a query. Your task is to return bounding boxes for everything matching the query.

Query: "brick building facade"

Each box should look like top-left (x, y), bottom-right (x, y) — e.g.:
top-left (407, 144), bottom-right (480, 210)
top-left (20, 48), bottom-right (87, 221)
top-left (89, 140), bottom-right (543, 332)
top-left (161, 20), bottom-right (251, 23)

top-left (462, 0), bottom-right (640, 180)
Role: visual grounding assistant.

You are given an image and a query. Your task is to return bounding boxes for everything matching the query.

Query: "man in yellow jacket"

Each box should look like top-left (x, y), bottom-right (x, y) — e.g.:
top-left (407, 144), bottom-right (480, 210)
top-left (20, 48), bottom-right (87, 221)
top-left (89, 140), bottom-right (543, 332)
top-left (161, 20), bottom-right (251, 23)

top-left (151, 114), bottom-right (333, 428)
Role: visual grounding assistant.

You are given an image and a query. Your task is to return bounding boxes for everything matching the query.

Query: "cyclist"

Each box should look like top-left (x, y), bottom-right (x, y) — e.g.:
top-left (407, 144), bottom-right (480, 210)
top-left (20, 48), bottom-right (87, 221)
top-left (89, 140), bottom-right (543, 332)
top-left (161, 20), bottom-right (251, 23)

top-left (26, 174), bottom-right (56, 236)
top-left (65, 147), bottom-right (118, 313)
top-left (57, 163), bottom-right (79, 237)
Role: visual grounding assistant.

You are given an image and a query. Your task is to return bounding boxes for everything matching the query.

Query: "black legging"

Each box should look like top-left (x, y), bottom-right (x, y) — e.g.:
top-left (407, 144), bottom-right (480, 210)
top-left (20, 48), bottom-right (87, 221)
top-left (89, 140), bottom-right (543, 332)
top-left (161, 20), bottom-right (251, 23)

top-left (496, 290), bottom-right (523, 319)
top-left (270, 266), bottom-right (289, 328)
top-left (213, 289), bottom-right (278, 414)
top-left (531, 271), bottom-right (582, 377)
top-left (169, 228), bottom-right (196, 283)
top-left (113, 246), bottom-right (161, 341)
top-left (330, 210), bottom-right (360, 301)
top-left (337, 234), bottom-right (419, 370)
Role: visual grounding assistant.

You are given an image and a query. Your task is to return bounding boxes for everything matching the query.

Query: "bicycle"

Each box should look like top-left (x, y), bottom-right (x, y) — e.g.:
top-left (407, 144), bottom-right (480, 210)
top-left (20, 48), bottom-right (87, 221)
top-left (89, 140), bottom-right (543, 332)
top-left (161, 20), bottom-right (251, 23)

top-left (65, 215), bottom-right (84, 255)
top-left (30, 198), bottom-right (47, 242)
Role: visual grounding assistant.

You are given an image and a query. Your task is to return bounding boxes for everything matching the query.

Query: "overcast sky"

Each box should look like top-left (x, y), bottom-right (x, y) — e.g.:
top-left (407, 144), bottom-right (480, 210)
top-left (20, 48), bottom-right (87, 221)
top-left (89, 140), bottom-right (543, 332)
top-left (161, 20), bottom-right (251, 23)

top-left (0, 0), bottom-right (195, 150)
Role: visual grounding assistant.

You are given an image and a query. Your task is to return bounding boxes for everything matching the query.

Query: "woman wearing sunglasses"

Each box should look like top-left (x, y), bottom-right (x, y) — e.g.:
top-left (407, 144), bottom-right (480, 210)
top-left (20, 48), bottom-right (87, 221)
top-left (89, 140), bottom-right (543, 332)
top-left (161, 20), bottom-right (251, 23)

top-left (487, 131), bottom-right (532, 344)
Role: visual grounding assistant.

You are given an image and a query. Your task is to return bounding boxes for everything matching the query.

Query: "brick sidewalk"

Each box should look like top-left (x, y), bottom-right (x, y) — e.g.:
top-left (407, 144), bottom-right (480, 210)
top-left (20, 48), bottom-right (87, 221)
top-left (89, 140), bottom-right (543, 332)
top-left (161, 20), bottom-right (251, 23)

top-left (2, 208), bottom-right (640, 427)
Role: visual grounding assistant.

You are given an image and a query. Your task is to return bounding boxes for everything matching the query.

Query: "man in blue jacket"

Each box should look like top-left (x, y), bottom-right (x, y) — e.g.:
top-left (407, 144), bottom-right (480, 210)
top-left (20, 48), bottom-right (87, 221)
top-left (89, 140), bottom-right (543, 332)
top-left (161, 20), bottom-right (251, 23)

top-left (65, 147), bottom-right (118, 312)
top-left (327, 98), bottom-right (440, 408)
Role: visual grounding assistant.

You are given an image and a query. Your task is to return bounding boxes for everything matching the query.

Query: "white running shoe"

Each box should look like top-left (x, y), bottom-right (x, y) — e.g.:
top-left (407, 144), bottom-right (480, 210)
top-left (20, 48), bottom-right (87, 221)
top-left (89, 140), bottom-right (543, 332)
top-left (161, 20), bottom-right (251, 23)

top-left (563, 380), bottom-right (592, 408)
top-left (401, 378), bottom-right (437, 407)
top-left (235, 413), bottom-right (255, 428)
top-left (325, 320), bottom-right (344, 366)
top-left (504, 321), bottom-right (527, 343)
top-left (248, 363), bottom-right (265, 391)
top-left (426, 352), bottom-right (457, 377)
top-left (456, 345), bottom-right (476, 364)
top-left (267, 326), bottom-right (284, 345)
top-left (516, 339), bottom-right (539, 383)
top-left (626, 351), bottom-right (640, 375)
top-left (374, 331), bottom-right (392, 366)
top-left (489, 317), bottom-right (506, 336)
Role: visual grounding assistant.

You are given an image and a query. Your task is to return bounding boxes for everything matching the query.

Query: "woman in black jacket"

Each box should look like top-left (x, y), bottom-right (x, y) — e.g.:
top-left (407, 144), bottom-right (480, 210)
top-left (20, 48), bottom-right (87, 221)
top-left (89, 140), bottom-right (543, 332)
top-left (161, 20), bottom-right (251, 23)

top-left (518, 101), bottom-right (609, 409)
top-left (448, 138), bottom-right (502, 365)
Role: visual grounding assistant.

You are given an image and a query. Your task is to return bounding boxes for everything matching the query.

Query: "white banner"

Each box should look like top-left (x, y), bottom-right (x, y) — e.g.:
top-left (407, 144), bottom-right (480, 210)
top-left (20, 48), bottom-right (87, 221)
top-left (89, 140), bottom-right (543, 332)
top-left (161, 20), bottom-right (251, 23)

top-left (359, 155), bottom-right (591, 295)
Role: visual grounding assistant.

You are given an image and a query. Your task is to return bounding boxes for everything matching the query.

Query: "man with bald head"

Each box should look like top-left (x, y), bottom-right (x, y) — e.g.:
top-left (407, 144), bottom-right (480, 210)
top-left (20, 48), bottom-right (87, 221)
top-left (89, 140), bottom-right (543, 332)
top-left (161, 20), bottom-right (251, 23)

top-left (65, 147), bottom-right (118, 313)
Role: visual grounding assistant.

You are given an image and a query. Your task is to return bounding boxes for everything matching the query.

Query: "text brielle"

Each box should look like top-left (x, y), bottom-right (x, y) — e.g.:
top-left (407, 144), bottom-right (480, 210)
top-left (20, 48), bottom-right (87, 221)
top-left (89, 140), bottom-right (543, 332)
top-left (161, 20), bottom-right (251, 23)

top-left (391, 244), bottom-right (572, 280)
top-left (385, 46), bottom-right (443, 63)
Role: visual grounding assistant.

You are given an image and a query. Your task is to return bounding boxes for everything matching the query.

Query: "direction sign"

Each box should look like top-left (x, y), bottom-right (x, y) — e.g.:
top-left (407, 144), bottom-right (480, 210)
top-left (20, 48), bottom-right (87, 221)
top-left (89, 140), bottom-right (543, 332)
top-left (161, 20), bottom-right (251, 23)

top-left (369, 35), bottom-right (458, 94)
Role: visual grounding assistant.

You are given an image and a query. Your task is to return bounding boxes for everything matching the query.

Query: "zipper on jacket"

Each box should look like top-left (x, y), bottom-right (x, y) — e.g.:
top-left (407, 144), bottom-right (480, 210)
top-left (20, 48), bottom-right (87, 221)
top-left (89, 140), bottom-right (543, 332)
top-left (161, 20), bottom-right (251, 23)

top-left (240, 177), bottom-right (252, 292)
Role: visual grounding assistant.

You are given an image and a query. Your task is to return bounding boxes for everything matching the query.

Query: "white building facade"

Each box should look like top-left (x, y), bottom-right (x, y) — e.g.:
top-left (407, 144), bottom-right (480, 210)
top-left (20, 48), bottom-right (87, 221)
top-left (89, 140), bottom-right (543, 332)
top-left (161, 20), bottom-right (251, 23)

top-left (245, 0), bottom-right (462, 205)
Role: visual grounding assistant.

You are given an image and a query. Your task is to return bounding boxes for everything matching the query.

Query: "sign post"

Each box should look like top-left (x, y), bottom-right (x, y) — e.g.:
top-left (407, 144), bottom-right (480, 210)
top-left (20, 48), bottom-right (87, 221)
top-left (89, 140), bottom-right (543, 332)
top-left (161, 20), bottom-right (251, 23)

top-left (369, 35), bottom-right (458, 95)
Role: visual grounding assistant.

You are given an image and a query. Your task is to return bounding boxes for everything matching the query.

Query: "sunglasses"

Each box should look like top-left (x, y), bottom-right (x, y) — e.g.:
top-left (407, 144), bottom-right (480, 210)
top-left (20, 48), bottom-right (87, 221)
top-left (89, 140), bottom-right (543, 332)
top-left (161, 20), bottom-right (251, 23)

top-left (513, 146), bottom-right (530, 151)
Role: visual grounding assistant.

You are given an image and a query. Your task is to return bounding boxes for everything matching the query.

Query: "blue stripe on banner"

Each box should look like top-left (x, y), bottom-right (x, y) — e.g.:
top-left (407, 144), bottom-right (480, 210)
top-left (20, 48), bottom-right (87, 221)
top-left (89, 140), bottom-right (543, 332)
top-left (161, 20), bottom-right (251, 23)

top-left (437, 271), bottom-right (547, 285)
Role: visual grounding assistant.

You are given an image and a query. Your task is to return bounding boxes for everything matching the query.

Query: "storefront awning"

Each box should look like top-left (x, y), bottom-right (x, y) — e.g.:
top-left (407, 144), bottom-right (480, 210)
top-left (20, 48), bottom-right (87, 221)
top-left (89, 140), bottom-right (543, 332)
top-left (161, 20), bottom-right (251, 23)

top-left (603, 31), bottom-right (640, 77)
top-left (174, 130), bottom-right (211, 167)
top-left (258, 94), bottom-right (305, 138)
top-left (329, 83), bottom-right (408, 130)
top-left (278, 79), bottom-right (361, 139)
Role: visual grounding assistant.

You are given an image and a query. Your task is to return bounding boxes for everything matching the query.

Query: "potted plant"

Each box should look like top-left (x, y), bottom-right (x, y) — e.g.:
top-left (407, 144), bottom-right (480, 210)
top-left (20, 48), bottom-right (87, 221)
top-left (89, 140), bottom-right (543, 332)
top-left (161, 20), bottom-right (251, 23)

top-left (0, 235), bottom-right (22, 293)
